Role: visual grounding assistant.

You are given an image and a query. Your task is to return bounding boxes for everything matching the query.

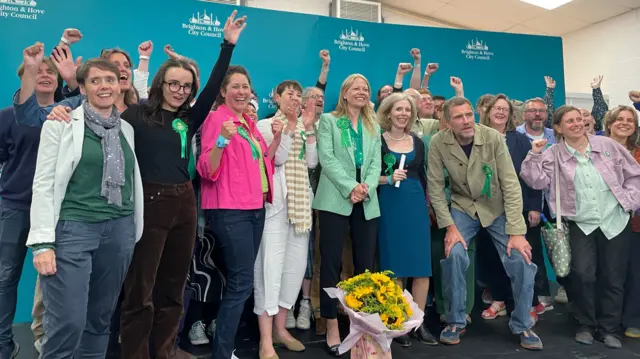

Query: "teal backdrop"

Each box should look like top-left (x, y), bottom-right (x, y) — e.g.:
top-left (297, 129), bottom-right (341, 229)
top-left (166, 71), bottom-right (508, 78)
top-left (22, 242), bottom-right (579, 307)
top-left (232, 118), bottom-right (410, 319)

top-left (1, 0), bottom-right (564, 323)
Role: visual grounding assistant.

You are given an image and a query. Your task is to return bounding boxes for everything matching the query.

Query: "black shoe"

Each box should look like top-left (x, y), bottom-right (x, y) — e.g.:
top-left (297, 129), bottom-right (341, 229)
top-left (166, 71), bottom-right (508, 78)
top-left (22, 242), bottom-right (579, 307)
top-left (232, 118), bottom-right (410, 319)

top-left (393, 334), bottom-right (412, 348)
top-left (10, 340), bottom-right (20, 359)
top-left (325, 344), bottom-right (343, 357)
top-left (415, 324), bottom-right (439, 346)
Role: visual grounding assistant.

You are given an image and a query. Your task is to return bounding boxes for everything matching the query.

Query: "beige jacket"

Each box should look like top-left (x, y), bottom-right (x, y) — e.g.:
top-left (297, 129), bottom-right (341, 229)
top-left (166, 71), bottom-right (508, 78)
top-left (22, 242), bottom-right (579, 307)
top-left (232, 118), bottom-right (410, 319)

top-left (427, 124), bottom-right (526, 235)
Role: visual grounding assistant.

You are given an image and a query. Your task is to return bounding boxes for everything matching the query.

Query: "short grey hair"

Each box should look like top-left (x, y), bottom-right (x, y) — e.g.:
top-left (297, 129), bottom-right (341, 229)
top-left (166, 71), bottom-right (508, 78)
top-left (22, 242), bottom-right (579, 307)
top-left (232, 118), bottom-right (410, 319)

top-left (302, 86), bottom-right (323, 102)
top-left (524, 97), bottom-right (546, 109)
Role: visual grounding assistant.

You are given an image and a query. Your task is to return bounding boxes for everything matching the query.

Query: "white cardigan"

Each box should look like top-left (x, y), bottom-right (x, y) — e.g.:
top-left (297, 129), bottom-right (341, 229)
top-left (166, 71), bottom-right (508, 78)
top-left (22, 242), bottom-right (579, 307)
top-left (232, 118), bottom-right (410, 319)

top-left (256, 118), bottom-right (318, 219)
top-left (27, 107), bottom-right (144, 247)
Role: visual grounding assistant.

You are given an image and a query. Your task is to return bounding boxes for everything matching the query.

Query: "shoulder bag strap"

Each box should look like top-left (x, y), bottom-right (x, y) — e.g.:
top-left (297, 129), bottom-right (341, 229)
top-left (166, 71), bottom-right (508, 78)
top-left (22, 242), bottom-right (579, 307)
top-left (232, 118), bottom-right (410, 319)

top-left (554, 147), bottom-right (562, 227)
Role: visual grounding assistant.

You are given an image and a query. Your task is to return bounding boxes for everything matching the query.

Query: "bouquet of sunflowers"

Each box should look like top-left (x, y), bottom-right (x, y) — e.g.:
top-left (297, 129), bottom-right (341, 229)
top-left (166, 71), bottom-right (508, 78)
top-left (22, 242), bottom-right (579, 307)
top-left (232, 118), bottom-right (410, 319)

top-left (324, 271), bottom-right (424, 358)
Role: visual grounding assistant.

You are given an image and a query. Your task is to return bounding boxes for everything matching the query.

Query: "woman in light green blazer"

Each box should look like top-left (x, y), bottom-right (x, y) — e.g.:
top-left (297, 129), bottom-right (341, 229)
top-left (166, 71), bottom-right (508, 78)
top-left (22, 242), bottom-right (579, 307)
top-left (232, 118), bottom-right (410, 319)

top-left (311, 73), bottom-right (381, 356)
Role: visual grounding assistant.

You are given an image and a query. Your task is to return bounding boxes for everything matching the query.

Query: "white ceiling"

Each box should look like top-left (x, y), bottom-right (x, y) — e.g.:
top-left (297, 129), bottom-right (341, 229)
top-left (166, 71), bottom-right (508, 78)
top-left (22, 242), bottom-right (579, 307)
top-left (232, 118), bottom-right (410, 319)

top-left (379, 0), bottom-right (640, 36)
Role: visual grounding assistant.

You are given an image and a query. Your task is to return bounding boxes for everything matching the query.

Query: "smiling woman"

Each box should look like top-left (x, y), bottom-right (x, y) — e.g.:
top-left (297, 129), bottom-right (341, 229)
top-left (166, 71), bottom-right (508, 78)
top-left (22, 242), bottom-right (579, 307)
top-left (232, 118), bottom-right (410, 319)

top-left (27, 58), bottom-right (143, 358)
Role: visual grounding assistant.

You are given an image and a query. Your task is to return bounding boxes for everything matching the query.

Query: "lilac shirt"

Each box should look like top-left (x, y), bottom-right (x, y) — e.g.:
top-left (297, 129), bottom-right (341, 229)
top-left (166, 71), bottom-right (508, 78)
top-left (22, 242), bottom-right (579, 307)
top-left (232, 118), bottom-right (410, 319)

top-left (520, 135), bottom-right (640, 218)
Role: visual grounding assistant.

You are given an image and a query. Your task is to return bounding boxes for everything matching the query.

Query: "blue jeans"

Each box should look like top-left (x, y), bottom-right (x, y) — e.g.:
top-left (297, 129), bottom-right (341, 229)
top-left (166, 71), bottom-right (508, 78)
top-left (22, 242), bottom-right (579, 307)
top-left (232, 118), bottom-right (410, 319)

top-left (207, 208), bottom-right (264, 359)
top-left (442, 208), bottom-right (536, 334)
top-left (0, 207), bottom-right (30, 358)
top-left (40, 215), bottom-right (136, 359)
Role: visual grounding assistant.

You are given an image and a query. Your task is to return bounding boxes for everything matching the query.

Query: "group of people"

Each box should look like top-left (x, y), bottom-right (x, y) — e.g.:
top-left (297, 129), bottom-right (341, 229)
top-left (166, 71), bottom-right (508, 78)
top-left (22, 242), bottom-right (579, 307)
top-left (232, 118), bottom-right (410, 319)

top-left (1, 8), bottom-right (640, 359)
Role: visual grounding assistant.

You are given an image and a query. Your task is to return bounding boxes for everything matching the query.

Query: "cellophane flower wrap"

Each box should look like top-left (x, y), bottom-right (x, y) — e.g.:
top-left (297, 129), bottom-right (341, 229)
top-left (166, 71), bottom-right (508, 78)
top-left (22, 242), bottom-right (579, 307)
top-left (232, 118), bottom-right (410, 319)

top-left (324, 271), bottom-right (424, 356)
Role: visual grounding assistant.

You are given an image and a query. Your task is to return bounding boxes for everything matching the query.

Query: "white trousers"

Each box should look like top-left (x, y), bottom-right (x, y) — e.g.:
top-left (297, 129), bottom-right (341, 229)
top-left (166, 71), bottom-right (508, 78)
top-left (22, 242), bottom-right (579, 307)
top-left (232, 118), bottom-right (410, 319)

top-left (253, 201), bottom-right (310, 316)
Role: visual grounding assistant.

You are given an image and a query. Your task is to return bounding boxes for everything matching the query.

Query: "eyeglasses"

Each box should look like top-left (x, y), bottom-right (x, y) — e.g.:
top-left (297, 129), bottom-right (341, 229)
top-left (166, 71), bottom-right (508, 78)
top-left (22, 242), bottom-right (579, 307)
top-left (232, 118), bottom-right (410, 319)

top-left (164, 81), bottom-right (193, 94)
top-left (492, 107), bottom-right (510, 113)
top-left (525, 109), bottom-right (546, 114)
top-left (310, 94), bottom-right (324, 100)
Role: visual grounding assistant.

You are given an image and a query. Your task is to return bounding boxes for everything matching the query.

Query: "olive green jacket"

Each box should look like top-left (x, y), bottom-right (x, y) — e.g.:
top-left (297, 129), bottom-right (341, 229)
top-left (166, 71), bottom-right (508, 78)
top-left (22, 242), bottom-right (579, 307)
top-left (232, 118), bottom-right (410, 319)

top-left (427, 124), bottom-right (526, 235)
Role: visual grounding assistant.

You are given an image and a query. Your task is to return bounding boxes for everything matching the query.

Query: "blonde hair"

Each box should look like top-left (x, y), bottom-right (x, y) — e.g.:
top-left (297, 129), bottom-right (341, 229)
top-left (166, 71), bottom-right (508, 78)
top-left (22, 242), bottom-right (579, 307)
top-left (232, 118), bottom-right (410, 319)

top-left (376, 93), bottom-right (417, 133)
top-left (480, 94), bottom-right (516, 132)
top-left (332, 74), bottom-right (376, 134)
top-left (604, 105), bottom-right (639, 149)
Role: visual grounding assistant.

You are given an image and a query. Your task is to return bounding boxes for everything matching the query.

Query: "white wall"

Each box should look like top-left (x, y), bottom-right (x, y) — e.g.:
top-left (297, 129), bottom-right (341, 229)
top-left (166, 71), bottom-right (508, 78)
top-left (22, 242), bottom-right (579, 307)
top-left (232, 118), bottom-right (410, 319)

top-left (563, 9), bottom-right (640, 107)
top-left (245, 0), bottom-right (450, 27)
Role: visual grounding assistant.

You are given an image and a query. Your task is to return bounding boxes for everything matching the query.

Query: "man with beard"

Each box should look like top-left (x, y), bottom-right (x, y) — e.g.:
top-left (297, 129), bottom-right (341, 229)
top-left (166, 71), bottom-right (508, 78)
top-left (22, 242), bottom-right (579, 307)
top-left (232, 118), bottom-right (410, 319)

top-left (516, 98), bottom-right (568, 307)
top-left (427, 97), bottom-right (542, 351)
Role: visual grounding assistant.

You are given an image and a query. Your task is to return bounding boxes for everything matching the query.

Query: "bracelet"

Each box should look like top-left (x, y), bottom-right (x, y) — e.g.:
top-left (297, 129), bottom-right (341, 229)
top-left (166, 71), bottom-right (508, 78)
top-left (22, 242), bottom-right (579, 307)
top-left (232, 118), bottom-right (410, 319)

top-left (394, 82), bottom-right (403, 88)
top-left (60, 37), bottom-right (70, 45)
top-left (387, 176), bottom-right (393, 185)
top-left (139, 55), bottom-right (150, 60)
top-left (216, 134), bottom-right (230, 149)
top-left (305, 130), bottom-right (316, 137)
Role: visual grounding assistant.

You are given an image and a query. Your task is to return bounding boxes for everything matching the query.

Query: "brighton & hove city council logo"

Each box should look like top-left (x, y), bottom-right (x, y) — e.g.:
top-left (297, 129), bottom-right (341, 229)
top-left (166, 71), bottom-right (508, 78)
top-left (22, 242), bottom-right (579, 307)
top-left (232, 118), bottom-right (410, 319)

top-left (183, 9), bottom-right (224, 38)
top-left (462, 38), bottom-right (494, 61)
top-left (334, 28), bottom-right (369, 53)
top-left (0, 0), bottom-right (45, 20)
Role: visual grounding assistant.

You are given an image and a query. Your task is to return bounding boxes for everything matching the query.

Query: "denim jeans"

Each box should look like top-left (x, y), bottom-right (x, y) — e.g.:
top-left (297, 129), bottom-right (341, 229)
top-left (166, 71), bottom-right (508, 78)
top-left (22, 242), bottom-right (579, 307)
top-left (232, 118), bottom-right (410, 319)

top-left (40, 215), bottom-right (136, 359)
top-left (0, 207), bottom-right (30, 358)
top-left (442, 208), bottom-right (536, 334)
top-left (207, 208), bottom-right (265, 359)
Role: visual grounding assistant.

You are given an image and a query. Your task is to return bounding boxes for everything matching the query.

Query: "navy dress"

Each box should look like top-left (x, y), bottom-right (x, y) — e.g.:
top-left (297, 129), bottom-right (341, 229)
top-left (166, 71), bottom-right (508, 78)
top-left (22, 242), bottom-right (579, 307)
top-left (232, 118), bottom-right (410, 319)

top-left (377, 134), bottom-right (432, 277)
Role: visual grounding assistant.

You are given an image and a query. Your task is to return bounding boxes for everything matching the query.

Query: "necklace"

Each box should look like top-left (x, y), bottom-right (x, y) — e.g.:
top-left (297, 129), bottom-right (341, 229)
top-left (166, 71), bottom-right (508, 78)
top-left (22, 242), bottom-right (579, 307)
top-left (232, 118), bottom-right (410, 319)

top-left (386, 132), bottom-right (407, 141)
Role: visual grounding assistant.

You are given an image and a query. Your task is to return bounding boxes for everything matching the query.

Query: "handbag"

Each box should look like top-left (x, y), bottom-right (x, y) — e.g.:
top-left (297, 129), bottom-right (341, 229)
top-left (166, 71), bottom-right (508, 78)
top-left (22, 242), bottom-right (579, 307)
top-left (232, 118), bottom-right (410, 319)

top-left (540, 147), bottom-right (572, 278)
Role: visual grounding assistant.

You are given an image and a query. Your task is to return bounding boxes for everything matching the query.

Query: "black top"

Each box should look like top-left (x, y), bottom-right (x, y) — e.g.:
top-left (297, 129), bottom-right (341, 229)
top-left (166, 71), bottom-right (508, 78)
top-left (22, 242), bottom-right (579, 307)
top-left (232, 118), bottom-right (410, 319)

top-left (121, 40), bottom-right (235, 184)
top-left (505, 130), bottom-right (543, 212)
top-left (380, 133), bottom-right (427, 195)
top-left (461, 142), bottom-right (473, 158)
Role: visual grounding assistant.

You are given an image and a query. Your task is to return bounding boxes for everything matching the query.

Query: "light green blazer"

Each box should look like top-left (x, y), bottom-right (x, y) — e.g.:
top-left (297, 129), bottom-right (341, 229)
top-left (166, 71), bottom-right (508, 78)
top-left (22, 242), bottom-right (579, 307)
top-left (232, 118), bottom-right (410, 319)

top-left (311, 112), bottom-right (381, 220)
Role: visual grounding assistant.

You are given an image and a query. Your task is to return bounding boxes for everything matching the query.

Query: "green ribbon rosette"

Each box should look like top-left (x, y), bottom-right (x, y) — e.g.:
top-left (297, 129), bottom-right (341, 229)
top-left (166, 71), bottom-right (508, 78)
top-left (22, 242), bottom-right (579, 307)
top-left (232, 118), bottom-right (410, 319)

top-left (383, 153), bottom-right (396, 176)
top-left (481, 163), bottom-right (493, 198)
top-left (172, 119), bottom-right (188, 159)
top-left (336, 118), bottom-right (351, 148)
top-left (237, 126), bottom-right (260, 160)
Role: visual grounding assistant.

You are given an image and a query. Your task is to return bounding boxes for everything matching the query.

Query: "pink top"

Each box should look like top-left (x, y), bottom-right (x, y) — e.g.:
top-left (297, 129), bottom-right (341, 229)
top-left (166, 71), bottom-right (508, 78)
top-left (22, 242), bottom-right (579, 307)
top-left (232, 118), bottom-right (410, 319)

top-left (197, 104), bottom-right (274, 210)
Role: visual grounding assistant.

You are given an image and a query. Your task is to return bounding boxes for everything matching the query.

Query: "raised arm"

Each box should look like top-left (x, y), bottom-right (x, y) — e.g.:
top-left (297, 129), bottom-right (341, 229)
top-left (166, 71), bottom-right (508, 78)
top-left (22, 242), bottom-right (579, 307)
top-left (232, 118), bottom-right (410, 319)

top-left (392, 63), bottom-right (413, 92)
top-left (629, 91), bottom-right (640, 111)
top-left (450, 76), bottom-right (464, 98)
top-left (409, 48), bottom-right (422, 90)
top-left (543, 76), bottom-right (556, 128)
top-left (189, 10), bottom-right (246, 131)
top-left (134, 41), bottom-right (153, 100)
top-left (316, 50), bottom-right (330, 91)
top-left (590, 75), bottom-right (607, 131)
top-left (421, 63), bottom-right (438, 89)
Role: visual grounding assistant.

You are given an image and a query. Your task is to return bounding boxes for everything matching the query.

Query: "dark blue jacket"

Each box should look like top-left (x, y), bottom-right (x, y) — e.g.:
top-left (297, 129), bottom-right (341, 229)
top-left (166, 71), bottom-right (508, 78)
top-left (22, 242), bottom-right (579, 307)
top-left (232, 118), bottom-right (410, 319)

top-left (0, 106), bottom-right (41, 210)
top-left (505, 130), bottom-right (543, 213)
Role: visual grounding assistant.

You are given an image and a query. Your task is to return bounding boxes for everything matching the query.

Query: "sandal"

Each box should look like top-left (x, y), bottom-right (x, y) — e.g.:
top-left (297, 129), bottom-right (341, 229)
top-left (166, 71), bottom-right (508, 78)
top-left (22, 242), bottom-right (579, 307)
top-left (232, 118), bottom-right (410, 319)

top-left (482, 302), bottom-right (507, 320)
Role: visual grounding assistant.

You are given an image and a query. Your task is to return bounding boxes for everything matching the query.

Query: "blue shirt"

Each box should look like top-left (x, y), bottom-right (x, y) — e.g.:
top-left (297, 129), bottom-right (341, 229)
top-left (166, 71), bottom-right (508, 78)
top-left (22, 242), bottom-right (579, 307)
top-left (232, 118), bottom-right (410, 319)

top-left (0, 106), bottom-right (42, 210)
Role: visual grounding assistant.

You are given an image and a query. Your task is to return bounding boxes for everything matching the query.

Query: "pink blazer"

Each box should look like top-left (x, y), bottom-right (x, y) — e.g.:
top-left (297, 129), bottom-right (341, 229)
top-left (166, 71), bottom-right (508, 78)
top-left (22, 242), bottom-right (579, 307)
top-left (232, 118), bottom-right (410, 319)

top-left (197, 104), bottom-right (274, 210)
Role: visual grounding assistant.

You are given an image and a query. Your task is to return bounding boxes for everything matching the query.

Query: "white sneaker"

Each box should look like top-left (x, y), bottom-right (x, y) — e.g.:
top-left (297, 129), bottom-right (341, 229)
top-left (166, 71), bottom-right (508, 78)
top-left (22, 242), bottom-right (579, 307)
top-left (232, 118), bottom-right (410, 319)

top-left (189, 320), bottom-right (210, 346)
top-left (208, 319), bottom-right (217, 337)
top-left (296, 299), bottom-right (312, 330)
top-left (555, 286), bottom-right (568, 304)
top-left (232, 349), bottom-right (240, 359)
top-left (285, 309), bottom-right (296, 329)
top-left (34, 339), bottom-right (41, 354)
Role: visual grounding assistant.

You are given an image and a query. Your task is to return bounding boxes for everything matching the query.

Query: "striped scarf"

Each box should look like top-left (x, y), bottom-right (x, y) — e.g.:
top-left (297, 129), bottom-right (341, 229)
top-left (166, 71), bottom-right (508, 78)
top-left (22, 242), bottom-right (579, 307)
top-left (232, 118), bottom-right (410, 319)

top-left (274, 111), bottom-right (313, 234)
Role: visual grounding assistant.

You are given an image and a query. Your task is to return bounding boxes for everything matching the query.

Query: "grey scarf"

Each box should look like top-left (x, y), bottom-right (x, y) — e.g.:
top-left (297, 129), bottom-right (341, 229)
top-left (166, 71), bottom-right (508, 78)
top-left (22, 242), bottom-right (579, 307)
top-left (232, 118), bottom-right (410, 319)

top-left (82, 101), bottom-right (125, 207)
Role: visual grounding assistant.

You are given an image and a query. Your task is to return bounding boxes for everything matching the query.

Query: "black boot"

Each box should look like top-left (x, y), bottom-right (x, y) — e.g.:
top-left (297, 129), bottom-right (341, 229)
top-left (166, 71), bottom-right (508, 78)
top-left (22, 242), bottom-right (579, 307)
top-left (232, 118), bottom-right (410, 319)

top-left (415, 323), bottom-right (439, 346)
top-left (393, 334), bottom-right (412, 347)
